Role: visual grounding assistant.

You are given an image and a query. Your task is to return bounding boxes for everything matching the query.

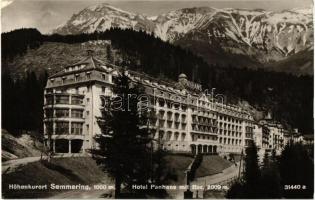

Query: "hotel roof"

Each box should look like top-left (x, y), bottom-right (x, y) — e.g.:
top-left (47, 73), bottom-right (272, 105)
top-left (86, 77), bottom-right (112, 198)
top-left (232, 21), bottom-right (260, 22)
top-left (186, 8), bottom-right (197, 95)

top-left (49, 56), bottom-right (111, 78)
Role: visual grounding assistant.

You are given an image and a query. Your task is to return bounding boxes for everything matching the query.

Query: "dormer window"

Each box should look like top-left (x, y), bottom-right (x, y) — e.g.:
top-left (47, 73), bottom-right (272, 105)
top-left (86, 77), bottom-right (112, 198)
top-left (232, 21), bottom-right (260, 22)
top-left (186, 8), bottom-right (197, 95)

top-left (86, 72), bottom-right (91, 79)
top-left (75, 74), bottom-right (79, 82)
top-left (102, 74), bottom-right (107, 81)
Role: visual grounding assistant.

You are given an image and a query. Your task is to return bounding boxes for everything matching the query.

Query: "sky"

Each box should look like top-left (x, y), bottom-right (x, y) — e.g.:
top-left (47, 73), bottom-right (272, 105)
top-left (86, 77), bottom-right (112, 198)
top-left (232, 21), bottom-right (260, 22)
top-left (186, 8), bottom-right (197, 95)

top-left (1, 0), bottom-right (313, 33)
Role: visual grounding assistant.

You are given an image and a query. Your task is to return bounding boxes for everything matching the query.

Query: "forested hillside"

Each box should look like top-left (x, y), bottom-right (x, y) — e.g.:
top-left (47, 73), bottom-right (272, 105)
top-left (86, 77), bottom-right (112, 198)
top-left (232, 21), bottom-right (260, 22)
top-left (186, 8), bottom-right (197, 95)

top-left (1, 28), bottom-right (313, 135)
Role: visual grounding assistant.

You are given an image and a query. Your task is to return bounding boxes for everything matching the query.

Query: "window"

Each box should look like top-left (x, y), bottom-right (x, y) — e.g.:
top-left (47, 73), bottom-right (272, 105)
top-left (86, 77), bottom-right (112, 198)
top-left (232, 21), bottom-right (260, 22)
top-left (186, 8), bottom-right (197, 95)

top-left (102, 86), bottom-right (106, 93)
top-left (167, 122), bottom-right (172, 128)
top-left (71, 122), bottom-right (83, 135)
top-left (166, 132), bottom-right (172, 141)
top-left (86, 72), bottom-right (91, 79)
top-left (55, 122), bottom-right (69, 134)
top-left (86, 111), bottom-right (90, 116)
top-left (86, 124), bottom-right (89, 132)
top-left (182, 124), bottom-right (186, 130)
top-left (71, 109), bottom-right (83, 118)
top-left (55, 95), bottom-right (69, 104)
top-left (75, 74), bottom-right (79, 82)
top-left (46, 96), bottom-right (54, 104)
top-left (45, 109), bottom-right (54, 118)
top-left (159, 132), bottom-right (164, 140)
top-left (71, 96), bottom-right (83, 105)
top-left (55, 108), bottom-right (69, 117)
top-left (181, 133), bottom-right (186, 141)
top-left (46, 89), bottom-right (53, 93)
top-left (102, 74), bottom-right (108, 81)
top-left (45, 122), bottom-right (53, 134)
top-left (174, 132), bottom-right (179, 141)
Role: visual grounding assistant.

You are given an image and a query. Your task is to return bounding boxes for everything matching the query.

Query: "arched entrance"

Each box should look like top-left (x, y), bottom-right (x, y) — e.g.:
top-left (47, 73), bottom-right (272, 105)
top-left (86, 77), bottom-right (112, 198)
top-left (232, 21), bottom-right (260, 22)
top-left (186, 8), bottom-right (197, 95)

top-left (203, 145), bottom-right (208, 154)
top-left (55, 139), bottom-right (69, 153)
top-left (197, 144), bottom-right (202, 154)
top-left (213, 145), bottom-right (217, 153)
top-left (208, 145), bottom-right (213, 154)
top-left (191, 144), bottom-right (196, 155)
top-left (71, 139), bottom-right (83, 153)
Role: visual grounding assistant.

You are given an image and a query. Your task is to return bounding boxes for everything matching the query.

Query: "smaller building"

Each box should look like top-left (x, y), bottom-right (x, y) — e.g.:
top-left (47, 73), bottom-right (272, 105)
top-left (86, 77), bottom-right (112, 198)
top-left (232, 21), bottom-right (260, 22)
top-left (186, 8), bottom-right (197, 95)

top-left (254, 123), bottom-right (270, 162)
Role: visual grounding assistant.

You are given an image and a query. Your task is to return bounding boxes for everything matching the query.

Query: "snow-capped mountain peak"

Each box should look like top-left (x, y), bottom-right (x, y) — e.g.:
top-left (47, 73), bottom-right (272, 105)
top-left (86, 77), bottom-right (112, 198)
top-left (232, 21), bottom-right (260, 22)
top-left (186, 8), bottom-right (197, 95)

top-left (53, 4), bottom-right (313, 65)
top-left (54, 3), bottom-right (155, 35)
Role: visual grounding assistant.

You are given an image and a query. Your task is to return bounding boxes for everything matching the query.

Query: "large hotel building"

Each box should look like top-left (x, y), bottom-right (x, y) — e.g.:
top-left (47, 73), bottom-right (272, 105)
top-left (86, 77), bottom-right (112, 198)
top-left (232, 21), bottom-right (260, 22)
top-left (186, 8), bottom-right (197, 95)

top-left (43, 50), bottom-right (300, 156)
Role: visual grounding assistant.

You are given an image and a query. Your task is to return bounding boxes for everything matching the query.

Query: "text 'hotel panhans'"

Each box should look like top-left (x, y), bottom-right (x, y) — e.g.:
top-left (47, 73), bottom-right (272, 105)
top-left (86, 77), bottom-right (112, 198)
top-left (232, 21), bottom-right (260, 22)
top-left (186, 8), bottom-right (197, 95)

top-left (43, 51), bottom-right (292, 157)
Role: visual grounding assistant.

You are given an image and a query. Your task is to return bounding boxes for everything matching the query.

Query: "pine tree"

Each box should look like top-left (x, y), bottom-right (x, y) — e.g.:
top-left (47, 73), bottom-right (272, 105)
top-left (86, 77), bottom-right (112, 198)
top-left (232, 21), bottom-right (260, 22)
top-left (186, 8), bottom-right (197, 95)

top-left (92, 71), bottom-right (152, 198)
top-left (227, 143), bottom-right (262, 198)
top-left (244, 142), bottom-right (261, 184)
top-left (106, 45), bottom-right (114, 63)
top-left (260, 151), bottom-right (281, 198)
top-left (243, 142), bottom-right (261, 198)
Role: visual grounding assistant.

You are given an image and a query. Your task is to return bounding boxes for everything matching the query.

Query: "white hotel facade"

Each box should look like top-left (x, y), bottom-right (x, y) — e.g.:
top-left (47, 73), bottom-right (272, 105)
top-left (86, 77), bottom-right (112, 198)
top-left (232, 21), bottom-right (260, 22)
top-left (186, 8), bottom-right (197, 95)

top-left (43, 52), bottom-right (290, 156)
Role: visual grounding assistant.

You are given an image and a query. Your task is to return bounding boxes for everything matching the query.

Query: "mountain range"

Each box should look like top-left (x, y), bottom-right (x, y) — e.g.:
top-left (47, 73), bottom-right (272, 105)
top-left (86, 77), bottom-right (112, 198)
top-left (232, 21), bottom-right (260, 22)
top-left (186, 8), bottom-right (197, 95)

top-left (54, 4), bottom-right (314, 75)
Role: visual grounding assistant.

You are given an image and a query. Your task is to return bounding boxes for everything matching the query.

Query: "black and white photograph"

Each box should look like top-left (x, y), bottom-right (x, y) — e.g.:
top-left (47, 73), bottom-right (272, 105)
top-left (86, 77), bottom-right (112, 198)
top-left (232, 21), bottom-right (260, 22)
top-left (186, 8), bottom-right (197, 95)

top-left (1, 0), bottom-right (314, 199)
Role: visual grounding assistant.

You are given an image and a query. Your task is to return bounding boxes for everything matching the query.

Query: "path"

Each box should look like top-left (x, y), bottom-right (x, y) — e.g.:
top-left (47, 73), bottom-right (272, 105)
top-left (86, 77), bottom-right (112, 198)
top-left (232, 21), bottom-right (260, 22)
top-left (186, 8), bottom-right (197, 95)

top-left (189, 162), bottom-right (240, 198)
top-left (2, 154), bottom-right (84, 174)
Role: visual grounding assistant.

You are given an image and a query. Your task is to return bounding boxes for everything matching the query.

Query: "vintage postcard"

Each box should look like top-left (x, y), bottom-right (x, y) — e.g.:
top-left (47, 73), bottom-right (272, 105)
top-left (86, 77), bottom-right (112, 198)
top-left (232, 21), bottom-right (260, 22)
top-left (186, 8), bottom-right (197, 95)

top-left (1, 0), bottom-right (314, 199)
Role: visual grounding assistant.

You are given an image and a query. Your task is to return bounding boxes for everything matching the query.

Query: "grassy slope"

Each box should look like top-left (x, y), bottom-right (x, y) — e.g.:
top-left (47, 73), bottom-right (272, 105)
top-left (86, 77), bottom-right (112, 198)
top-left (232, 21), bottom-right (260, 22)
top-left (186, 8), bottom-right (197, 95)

top-left (2, 153), bottom-right (233, 198)
top-left (2, 129), bottom-right (42, 161)
top-left (2, 154), bottom-right (194, 199)
top-left (2, 157), bottom-right (108, 198)
top-left (195, 155), bottom-right (232, 178)
top-left (164, 154), bottom-right (194, 185)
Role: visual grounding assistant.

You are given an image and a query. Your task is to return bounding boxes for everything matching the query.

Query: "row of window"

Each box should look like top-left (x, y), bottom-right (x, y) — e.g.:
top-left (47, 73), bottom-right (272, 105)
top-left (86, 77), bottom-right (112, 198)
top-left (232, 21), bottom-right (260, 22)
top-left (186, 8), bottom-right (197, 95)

top-left (191, 108), bottom-right (216, 118)
top-left (219, 123), bottom-right (242, 131)
top-left (45, 109), bottom-right (84, 118)
top-left (219, 116), bottom-right (242, 124)
top-left (192, 134), bottom-right (217, 141)
top-left (192, 124), bottom-right (217, 133)
top-left (157, 111), bottom-right (187, 121)
top-left (218, 129), bottom-right (242, 137)
top-left (158, 131), bottom-right (186, 141)
top-left (46, 95), bottom-right (83, 105)
top-left (51, 72), bottom-right (110, 84)
top-left (155, 99), bottom-right (188, 111)
top-left (46, 122), bottom-right (83, 135)
top-left (219, 137), bottom-right (242, 145)
top-left (192, 116), bottom-right (216, 125)
top-left (158, 120), bottom-right (187, 130)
